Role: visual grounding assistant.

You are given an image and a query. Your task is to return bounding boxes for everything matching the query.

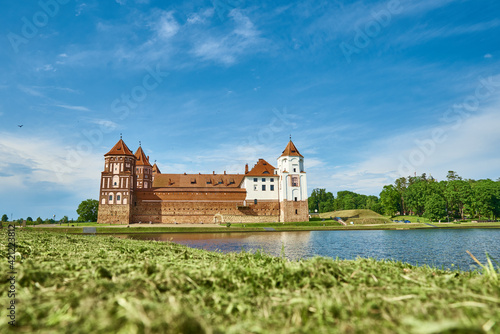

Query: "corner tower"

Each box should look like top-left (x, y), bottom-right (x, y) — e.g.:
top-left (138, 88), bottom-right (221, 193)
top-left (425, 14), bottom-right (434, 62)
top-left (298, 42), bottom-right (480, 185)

top-left (134, 145), bottom-right (153, 189)
top-left (97, 138), bottom-right (136, 224)
top-left (277, 139), bottom-right (308, 222)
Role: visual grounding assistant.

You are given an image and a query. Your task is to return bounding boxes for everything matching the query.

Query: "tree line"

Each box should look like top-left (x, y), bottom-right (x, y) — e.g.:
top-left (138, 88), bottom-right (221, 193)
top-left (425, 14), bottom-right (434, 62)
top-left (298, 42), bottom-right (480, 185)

top-left (308, 189), bottom-right (383, 214)
top-left (380, 171), bottom-right (500, 220)
top-left (1, 199), bottom-right (99, 227)
top-left (309, 171), bottom-right (500, 221)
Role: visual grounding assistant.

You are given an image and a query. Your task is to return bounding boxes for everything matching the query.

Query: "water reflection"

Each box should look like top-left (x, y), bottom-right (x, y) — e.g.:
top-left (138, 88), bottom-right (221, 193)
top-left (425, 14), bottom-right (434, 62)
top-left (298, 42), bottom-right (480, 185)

top-left (119, 229), bottom-right (500, 271)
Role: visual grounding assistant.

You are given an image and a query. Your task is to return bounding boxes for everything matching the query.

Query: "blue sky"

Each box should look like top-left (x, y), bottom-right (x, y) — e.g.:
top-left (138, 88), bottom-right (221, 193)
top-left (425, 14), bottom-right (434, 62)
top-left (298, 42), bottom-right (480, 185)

top-left (1, 0), bottom-right (499, 220)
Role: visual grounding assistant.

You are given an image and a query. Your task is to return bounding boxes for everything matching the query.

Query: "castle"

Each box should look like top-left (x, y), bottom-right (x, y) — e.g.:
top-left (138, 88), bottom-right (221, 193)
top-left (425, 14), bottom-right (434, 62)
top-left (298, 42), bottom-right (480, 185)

top-left (97, 138), bottom-right (308, 224)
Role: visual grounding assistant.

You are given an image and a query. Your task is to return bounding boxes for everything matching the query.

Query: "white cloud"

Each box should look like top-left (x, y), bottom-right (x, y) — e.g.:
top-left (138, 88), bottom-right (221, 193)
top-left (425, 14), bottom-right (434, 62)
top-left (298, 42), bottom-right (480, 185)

top-left (89, 119), bottom-right (119, 131)
top-left (154, 11), bottom-right (180, 39)
top-left (484, 54), bottom-right (493, 59)
top-left (0, 132), bottom-right (101, 195)
top-left (308, 99), bottom-right (500, 196)
top-left (192, 9), bottom-right (266, 65)
top-left (36, 64), bottom-right (55, 72)
top-left (18, 85), bottom-right (45, 98)
top-left (55, 104), bottom-right (91, 112)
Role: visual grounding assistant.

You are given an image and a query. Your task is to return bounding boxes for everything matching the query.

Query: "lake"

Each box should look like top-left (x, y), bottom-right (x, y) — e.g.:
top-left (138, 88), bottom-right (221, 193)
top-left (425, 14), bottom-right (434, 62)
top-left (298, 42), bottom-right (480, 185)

top-left (119, 229), bottom-right (500, 271)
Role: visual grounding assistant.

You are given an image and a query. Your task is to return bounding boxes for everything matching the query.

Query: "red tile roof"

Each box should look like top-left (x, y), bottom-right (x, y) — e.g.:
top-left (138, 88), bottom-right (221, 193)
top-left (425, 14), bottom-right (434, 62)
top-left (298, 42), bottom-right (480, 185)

top-left (153, 174), bottom-right (244, 188)
top-left (152, 163), bottom-right (161, 174)
top-left (280, 140), bottom-right (303, 158)
top-left (105, 139), bottom-right (135, 157)
top-left (245, 159), bottom-right (276, 176)
top-left (134, 146), bottom-right (152, 167)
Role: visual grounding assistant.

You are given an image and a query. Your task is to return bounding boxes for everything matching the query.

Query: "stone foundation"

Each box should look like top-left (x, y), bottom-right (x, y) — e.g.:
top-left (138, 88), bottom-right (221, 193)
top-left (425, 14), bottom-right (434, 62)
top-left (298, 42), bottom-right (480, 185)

top-left (280, 200), bottom-right (309, 222)
top-left (97, 204), bottom-right (131, 224)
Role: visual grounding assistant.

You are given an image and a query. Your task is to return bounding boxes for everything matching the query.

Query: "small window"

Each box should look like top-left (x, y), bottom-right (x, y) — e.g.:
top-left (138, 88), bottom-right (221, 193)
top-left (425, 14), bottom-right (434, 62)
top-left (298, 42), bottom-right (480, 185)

top-left (270, 178), bottom-right (274, 182)
top-left (254, 199), bottom-right (258, 205)
top-left (292, 177), bottom-right (299, 187)
top-left (262, 185), bottom-right (266, 191)
top-left (254, 185), bottom-right (257, 191)
top-left (270, 185), bottom-right (274, 191)
top-left (117, 195), bottom-right (121, 201)
top-left (294, 197), bottom-right (298, 202)
top-left (293, 168), bottom-right (297, 172)
top-left (109, 195), bottom-right (113, 201)
top-left (295, 209), bottom-right (298, 214)
top-left (253, 178), bottom-right (258, 182)
top-left (262, 178), bottom-right (266, 182)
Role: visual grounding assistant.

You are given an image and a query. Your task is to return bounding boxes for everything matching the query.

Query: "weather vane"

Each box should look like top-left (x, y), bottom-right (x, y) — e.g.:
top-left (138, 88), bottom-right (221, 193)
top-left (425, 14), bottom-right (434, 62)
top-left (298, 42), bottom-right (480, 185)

top-left (120, 133), bottom-right (122, 139)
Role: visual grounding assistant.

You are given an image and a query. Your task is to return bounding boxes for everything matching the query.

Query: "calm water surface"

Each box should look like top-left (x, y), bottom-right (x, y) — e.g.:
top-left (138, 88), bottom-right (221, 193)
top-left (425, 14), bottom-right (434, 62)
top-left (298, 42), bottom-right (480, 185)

top-left (120, 229), bottom-right (500, 271)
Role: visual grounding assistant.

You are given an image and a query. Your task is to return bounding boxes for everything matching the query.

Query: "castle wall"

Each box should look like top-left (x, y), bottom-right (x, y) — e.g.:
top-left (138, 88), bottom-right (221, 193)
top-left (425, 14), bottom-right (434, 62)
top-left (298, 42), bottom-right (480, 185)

top-left (130, 195), bottom-right (281, 224)
top-left (97, 204), bottom-right (131, 224)
top-left (280, 200), bottom-right (309, 222)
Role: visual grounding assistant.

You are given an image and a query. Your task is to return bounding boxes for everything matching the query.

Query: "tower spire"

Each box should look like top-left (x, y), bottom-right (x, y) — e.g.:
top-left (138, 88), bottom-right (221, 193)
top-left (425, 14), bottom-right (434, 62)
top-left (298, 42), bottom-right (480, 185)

top-left (120, 133), bottom-right (122, 139)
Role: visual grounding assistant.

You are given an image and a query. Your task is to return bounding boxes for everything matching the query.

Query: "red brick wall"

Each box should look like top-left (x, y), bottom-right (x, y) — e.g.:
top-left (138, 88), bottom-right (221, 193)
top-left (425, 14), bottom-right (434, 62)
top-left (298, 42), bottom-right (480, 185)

top-left (280, 200), bottom-right (309, 222)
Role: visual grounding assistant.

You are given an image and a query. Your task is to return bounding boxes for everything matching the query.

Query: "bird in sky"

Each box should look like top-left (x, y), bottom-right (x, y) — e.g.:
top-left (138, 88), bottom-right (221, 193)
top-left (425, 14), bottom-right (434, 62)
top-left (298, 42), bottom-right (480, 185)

top-left (18, 125), bottom-right (23, 128)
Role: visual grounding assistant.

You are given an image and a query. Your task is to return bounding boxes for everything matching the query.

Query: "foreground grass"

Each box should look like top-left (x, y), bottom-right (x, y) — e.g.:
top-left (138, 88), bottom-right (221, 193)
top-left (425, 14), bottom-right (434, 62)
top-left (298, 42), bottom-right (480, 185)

top-left (1, 230), bottom-right (499, 333)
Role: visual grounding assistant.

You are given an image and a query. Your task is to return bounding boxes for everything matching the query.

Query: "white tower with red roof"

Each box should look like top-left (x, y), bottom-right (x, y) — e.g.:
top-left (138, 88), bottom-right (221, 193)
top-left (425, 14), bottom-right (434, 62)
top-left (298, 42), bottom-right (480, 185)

top-left (277, 139), bottom-right (308, 222)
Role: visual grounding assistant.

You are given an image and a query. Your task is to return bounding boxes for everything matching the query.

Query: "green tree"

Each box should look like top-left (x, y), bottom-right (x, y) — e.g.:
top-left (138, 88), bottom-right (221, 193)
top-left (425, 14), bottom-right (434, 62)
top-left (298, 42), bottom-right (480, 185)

top-left (77, 199), bottom-right (99, 222)
top-left (404, 180), bottom-right (428, 216)
top-left (445, 180), bottom-right (472, 220)
top-left (380, 185), bottom-right (401, 216)
top-left (308, 189), bottom-right (335, 213)
top-left (471, 179), bottom-right (500, 219)
top-left (424, 194), bottom-right (447, 221)
top-left (446, 171), bottom-right (462, 181)
top-left (27, 217), bottom-right (33, 222)
top-left (1, 214), bottom-right (8, 222)
top-left (36, 217), bottom-right (43, 225)
top-left (394, 177), bottom-right (408, 215)
top-left (60, 216), bottom-right (69, 224)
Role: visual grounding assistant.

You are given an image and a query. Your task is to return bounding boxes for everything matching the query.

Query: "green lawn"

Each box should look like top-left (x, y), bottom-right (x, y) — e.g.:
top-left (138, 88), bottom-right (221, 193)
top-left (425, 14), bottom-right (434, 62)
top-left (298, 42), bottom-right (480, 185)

top-left (1, 230), bottom-right (499, 333)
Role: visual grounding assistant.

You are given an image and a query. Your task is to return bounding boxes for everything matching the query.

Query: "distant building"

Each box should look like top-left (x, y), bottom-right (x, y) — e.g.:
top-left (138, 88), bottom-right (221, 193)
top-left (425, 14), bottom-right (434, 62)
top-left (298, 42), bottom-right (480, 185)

top-left (97, 139), bottom-right (308, 224)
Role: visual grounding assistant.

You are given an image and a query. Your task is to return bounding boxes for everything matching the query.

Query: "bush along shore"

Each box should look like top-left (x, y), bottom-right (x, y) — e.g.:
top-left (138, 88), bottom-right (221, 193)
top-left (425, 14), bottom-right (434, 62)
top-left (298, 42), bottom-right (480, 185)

top-left (1, 230), bottom-right (499, 333)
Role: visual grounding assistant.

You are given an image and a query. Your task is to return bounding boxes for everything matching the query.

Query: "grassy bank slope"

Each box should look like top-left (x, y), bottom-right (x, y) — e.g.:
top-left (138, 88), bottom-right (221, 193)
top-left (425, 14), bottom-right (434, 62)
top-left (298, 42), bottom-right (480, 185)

top-left (319, 209), bottom-right (392, 224)
top-left (1, 231), bottom-right (499, 333)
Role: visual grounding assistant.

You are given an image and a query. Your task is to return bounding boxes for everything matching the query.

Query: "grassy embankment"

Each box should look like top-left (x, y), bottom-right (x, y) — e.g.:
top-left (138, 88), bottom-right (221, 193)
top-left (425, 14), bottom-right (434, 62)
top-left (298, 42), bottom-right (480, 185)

top-left (319, 209), bottom-right (392, 225)
top-left (1, 230), bottom-right (499, 333)
top-left (25, 209), bottom-right (499, 234)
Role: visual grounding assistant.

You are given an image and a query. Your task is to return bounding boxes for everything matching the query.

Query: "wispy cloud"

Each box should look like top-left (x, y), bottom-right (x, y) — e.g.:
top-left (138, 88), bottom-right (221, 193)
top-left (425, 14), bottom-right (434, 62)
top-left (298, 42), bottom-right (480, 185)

top-left (89, 119), bottom-right (119, 130)
top-left (309, 98), bottom-right (500, 195)
top-left (18, 85), bottom-right (46, 98)
top-left (192, 9), bottom-right (267, 65)
top-left (0, 131), bottom-right (101, 192)
top-left (393, 19), bottom-right (500, 47)
top-left (55, 104), bottom-right (91, 112)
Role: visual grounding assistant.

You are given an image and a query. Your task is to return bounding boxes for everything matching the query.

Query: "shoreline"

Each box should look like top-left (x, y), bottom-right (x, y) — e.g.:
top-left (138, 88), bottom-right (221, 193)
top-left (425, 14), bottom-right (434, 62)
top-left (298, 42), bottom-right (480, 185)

top-left (25, 222), bottom-right (500, 234)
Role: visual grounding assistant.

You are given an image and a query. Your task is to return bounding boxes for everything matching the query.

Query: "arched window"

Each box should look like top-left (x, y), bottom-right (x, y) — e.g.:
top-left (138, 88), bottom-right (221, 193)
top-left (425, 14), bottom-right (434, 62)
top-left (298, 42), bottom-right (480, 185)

top-left (113, 175), bottom-right (119, 188)
top-left (109, 194), bottom-right (113, 204)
